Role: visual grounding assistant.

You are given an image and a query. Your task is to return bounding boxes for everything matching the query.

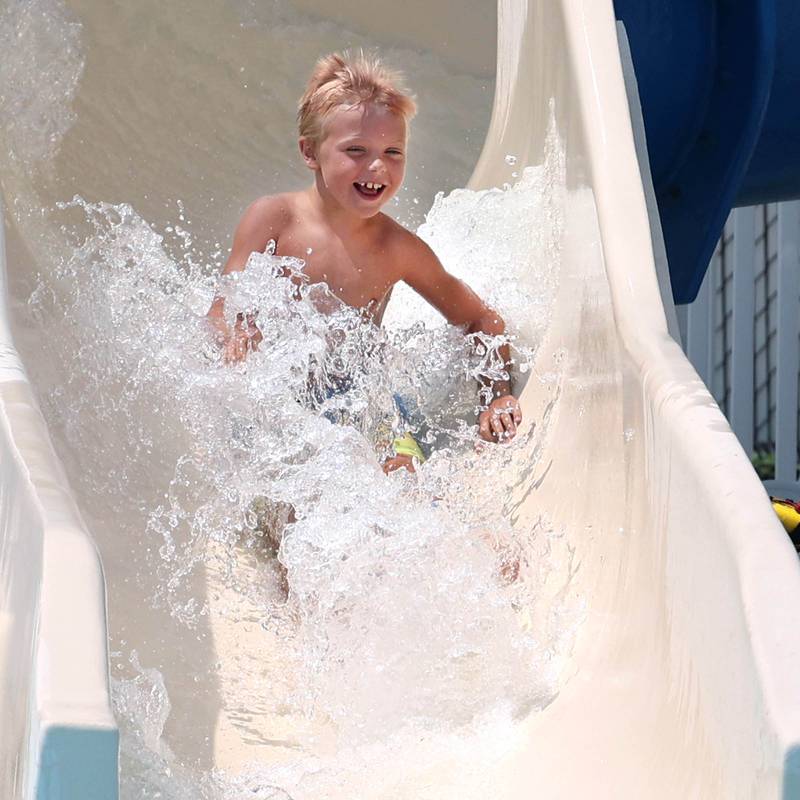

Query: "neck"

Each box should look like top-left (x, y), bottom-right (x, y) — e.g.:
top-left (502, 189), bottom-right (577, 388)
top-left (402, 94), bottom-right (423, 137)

top-left (305, 180), bottom-right (376, 238)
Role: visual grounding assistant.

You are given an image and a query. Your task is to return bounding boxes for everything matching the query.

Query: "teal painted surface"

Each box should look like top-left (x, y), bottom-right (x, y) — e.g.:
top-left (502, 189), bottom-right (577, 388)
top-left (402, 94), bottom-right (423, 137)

top-left (36, 727), bottom-right (118, 800)
top-left (783, 745), bottom-right (800, 799)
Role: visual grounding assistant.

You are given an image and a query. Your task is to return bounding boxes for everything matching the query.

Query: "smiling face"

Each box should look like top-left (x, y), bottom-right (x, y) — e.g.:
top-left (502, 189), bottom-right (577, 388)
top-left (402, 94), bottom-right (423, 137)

top-left (300, 102), bottom-right (407, 219)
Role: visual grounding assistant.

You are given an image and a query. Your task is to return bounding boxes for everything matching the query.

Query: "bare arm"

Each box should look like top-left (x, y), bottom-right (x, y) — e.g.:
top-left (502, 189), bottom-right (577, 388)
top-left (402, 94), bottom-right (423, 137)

top-left (207, 196), bottom-right (287, 361)
top-left (401, 237), bottom-right (513, 398)
top-left (208, 195), bottom-right (285, 318)
top-left (401, 236), bottom-right (521, 443)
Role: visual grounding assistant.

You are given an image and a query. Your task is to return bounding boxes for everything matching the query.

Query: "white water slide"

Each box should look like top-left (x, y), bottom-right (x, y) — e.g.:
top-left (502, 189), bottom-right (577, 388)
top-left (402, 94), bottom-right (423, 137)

top-left (3, 0), bottom-right (800, 797)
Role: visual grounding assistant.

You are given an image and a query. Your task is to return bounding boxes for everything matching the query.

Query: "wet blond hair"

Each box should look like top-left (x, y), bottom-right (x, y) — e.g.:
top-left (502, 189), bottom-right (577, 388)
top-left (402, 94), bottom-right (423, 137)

top-left (297, 50), bottom-right (417, 146)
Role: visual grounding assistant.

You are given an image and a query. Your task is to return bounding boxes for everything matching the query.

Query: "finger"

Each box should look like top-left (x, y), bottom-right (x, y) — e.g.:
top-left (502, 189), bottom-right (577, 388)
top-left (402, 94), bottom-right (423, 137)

top-left (479, 413), bottom-right (493, 441)
top-left (383, 456), bottom-right (415, 474)
top-left (490, 416), bottom-right (504, 438)
top-left (500, 412), bottom-right (516, 438)
top-left (384, 456), bottom-right (404, 474)
top-left (499, 555), bottom-right (520, 584)
top-left (513, 405), bottom-right (522, 424)
top-left (210, 323), bottom-right (227, 347)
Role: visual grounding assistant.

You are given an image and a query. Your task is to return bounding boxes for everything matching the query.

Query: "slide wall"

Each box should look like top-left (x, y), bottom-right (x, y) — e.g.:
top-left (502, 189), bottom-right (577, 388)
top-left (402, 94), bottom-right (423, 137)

top-left (1, 0), bottom-right (800, 797)
top-left (0, 199), bottom-right (117, 796)
top-left (468, 2), bottom-right (800, 796)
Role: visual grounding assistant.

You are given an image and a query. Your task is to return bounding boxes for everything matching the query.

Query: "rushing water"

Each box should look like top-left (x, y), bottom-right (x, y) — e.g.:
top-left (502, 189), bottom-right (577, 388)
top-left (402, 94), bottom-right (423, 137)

top-left (1, 0), bottom-right (583, 797)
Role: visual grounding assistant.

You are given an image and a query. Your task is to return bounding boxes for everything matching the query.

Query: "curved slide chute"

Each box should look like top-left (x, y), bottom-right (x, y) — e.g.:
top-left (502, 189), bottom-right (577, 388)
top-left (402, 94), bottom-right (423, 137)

top-left (2, 1), bottom-right (800, 797)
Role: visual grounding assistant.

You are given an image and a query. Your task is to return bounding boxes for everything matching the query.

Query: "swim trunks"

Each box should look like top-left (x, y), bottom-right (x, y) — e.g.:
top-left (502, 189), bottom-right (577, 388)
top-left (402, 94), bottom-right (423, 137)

top-left (305, 370), bottom-right (427, 462)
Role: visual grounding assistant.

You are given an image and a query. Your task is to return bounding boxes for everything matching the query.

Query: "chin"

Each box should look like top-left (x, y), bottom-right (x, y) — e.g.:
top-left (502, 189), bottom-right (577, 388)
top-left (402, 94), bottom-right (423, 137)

top-left (359, 206), bottom-right (385, 218)
top-left (349, 202), bottom-right (386, 219)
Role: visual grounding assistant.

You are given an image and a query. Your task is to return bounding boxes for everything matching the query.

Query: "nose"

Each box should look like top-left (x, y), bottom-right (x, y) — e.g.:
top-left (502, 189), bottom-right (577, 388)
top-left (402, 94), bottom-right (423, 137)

top-left (368, 156), bottom-right (386, 174)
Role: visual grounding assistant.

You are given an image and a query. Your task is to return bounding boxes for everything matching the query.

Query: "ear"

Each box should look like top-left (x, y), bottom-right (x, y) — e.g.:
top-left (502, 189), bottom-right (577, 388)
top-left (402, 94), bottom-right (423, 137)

top-left (298, 137), bottom-right (319, 170)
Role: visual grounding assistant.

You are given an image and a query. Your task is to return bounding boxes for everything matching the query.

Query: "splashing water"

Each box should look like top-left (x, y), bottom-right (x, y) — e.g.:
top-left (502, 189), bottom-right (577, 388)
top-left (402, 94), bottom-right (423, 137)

top-left (0, 0), bottom-right (84, 173)
top-left (22, 151), bottom-right (580, 795)
top-left (1, 0), bottom-right (585, 793)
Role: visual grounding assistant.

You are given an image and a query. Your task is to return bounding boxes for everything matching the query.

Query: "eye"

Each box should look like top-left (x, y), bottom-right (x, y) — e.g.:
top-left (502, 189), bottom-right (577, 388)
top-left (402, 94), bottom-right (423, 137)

top-left (386, 149), bottom-right (403, 156)
top-left (346, 146), bottom-right (365, 153)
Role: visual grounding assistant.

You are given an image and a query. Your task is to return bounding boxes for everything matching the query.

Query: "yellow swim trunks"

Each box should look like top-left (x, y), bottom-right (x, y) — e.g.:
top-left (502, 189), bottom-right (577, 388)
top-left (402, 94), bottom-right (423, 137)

top-left (392, 432), bottom-right (426, 463)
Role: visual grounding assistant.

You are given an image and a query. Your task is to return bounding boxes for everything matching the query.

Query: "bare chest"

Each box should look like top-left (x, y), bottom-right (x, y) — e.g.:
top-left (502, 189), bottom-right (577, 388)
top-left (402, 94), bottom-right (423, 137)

top-left (274, 230), bottom-right (397, 317)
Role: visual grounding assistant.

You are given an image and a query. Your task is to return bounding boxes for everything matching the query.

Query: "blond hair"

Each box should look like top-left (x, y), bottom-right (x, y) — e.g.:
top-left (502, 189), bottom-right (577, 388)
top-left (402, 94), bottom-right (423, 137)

top-left (297, 50), bottom-right (417, 145)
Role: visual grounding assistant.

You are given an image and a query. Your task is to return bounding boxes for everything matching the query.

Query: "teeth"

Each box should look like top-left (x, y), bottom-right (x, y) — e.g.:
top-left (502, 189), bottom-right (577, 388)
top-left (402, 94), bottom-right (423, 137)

top-left (359, 181), bottom-right (383, 190)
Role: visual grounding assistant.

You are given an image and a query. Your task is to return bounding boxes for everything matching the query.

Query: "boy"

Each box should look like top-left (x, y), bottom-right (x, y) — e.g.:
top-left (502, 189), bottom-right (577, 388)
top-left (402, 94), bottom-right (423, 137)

top-left (207, 51), bottom-right (521, 472)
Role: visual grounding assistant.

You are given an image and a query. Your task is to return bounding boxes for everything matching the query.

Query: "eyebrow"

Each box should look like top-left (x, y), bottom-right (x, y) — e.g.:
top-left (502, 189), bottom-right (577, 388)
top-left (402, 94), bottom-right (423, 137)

top-left (342, 139), bottom-right (406, 148)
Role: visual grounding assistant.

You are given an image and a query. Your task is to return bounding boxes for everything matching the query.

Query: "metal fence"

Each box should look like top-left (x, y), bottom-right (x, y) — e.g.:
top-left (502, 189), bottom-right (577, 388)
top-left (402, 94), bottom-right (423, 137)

top-left (675, 202), bottom-right (800, 485)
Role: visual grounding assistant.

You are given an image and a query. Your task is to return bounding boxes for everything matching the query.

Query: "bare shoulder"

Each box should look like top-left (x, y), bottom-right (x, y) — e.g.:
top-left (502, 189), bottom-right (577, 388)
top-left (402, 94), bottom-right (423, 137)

top-left (225, 193), bottom-right (296, 273)
top-left (243, 192), bottom-right (295, 234)
top-left (378, 215), bottom-right (441, 280)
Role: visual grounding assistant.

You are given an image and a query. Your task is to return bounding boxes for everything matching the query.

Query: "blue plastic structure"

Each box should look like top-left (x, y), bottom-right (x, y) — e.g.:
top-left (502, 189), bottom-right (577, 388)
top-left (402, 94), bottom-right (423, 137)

top-left (614, 0), bottom-right (800, 303)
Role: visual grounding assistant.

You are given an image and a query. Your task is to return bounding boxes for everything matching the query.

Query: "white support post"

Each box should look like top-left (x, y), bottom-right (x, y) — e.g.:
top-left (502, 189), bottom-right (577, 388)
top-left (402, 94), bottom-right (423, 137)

top-left (775, 202), bottom-right (800, 482)
top-left (730, 207), bottom-right (756, 457)
top-left (687, 247), bottom-right (715, 388)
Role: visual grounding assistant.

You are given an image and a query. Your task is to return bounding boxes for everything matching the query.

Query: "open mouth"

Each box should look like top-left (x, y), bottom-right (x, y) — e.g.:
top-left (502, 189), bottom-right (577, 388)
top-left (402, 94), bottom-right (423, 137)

top-left (353, 181), bottom-right (386, 199)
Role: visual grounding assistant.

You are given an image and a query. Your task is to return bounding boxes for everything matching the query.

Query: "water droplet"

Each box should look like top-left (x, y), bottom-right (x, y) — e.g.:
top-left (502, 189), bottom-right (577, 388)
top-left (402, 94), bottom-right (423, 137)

top-left (504, 154), bottom-right (517, 165)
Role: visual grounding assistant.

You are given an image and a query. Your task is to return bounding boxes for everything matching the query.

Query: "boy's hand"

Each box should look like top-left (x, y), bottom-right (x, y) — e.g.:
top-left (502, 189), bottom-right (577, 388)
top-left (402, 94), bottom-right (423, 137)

top-left (382, 454), bottom-right (416, 474)
top-left (223, 323), bottom-right (259, 363)
top-left (478, 395), bottom-right (522, 443)
top-left (208, 314), bottom-right (262, 363)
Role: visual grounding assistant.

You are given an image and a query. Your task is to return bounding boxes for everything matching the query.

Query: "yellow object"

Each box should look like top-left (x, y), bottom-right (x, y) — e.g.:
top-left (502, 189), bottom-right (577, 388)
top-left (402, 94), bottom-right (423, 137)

top-left (392, 432), bottom-right (426, 462)
top-left (771, 498), bottom-right (800, 536)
